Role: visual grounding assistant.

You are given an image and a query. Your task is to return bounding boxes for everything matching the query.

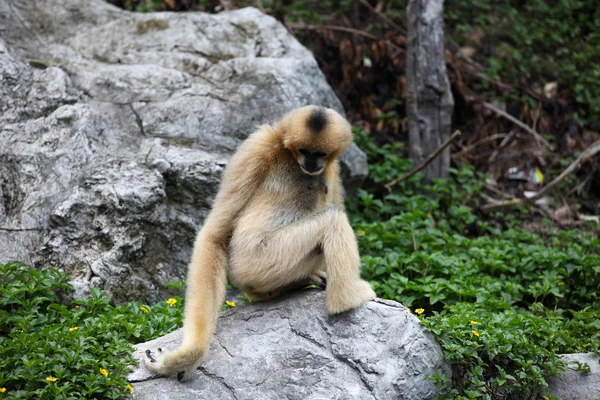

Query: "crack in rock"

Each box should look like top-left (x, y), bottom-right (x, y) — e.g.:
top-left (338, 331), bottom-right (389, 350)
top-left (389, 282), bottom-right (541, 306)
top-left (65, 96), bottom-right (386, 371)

top-left (198, 367), bottom-right (239, 400)
top-left (128, 104), bottom-right (146, 136)
top-left (214, 333), bottom-right (234, 358)
top-left (331, 351), bottom-right (378, 400)
top-left (313, 315), bottom-right (378, 399)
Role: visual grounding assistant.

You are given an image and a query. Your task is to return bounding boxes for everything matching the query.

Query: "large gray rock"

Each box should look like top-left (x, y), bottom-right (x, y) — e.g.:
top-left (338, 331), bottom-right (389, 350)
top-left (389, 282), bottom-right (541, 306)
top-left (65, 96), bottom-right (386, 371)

top-left (129, 290), bottom-right (450, 400)
top-left (0, 0), bottom-right (368, 302)
top-left (547, 353), bottom-right (600, 400)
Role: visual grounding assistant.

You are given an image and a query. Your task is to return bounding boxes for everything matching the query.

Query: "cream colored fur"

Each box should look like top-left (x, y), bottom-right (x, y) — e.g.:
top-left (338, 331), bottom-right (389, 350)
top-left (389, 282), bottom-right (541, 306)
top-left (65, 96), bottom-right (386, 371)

top-left (144, 106), bottom-right (375, 381)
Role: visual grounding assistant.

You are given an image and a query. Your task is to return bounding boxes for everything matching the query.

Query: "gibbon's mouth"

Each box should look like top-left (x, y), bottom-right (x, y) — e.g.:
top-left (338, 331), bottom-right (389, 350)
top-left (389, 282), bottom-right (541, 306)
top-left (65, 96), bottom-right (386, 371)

top-left (301, 166), bottom-right (324, 176)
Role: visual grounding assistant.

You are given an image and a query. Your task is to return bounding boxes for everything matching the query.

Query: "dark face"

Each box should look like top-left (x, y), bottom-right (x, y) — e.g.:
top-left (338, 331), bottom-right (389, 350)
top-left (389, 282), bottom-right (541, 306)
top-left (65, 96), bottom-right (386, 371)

top-left (296, 148), bottom-right (327, 175)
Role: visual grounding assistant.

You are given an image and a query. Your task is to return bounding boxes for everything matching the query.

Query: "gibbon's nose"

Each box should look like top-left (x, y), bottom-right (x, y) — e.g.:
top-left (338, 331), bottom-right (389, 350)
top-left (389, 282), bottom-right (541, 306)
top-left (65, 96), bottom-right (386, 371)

top-left (304, 164), bottom-right (321, 173)
top-left (303, 158), bottom-right (322, 173)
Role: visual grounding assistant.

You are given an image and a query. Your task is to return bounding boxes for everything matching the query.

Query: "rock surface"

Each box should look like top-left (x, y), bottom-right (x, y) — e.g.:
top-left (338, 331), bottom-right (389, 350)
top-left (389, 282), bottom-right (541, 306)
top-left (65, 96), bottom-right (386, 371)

top-left (0, 0), bottom-right (367, 302)
top-left (547, 353), bottom-right (600, 400)
top-left (129, 290), bottom-right (450, 400)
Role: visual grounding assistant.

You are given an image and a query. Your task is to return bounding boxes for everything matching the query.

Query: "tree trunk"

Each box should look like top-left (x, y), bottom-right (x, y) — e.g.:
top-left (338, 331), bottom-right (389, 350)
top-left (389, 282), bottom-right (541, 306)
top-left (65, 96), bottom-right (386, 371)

top-left (406, 0), bottom-right (454, 180)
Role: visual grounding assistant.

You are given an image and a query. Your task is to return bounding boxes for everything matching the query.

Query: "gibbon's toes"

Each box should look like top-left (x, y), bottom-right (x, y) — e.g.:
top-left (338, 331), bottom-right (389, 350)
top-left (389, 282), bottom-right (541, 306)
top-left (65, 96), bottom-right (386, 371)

top-left (145, 349), bottom-right (157, 363)
top-left (309, 270), bottom-right (327, 288)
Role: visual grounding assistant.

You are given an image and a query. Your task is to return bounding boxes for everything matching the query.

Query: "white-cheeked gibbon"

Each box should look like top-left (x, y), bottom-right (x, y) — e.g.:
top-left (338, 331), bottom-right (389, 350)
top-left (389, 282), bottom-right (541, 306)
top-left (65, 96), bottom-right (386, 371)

top-left (144, 105), bottom-right (376, 381)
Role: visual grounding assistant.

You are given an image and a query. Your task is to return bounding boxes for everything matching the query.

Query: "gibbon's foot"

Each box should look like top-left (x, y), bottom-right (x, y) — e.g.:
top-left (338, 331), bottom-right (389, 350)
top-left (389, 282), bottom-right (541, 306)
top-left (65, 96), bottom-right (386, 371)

top-left (326, 279), bottom-right (376, 315)
top-left (143, 347), bottom-right (200, 382)
top-left (308, 270), bottom-right (327, 288)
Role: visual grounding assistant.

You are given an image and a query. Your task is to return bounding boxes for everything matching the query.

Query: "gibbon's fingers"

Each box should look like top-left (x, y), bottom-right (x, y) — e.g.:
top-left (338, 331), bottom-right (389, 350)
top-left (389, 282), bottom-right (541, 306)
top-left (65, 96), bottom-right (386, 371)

top-left (144, 345), bottom-right (203, 382)
top-left (309, 270), bottom-right (327, 288)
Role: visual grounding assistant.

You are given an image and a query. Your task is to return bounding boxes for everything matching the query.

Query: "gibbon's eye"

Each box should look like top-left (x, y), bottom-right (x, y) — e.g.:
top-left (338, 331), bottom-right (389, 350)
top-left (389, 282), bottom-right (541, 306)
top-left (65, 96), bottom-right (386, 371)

top-left (298, 149), bottom-right (310, 156)
top-left (314, 151), bottom-right (327, 158)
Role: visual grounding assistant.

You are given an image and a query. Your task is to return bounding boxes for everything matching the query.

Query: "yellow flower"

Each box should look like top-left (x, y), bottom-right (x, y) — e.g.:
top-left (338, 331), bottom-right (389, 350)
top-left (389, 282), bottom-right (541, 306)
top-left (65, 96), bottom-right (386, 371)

top-left (167, 298), bottom-right (177, 307)
top-left (69, 326), bottom-right (78, 331)
top-left (127, 384), bottom-right (134, 393)
top-left (470, 320), bottom-right (478, 325)
top-left (415, 308), bottom-right (425, 315)
top-left (46, 377), bottom-right (57, 382)
top-left (15, 329), bottom-right (24, 333)
top-left (406, 307), bottom-right (411, 313)
top-left (226, 301), bottom-right (236, 307)
top-left (99, 368), bottom-right (108, 377)
top-left (357, 229), bottom-right (366, 235)
top-left (472, 330), bottom-right (480, 337)
top-left (75, 305), bottom-right (80, 309)
top-left (139, 306), bottom-right (149, 313)
top-left (558, 282), bottom-right (565, 286)
top-left (0, 388), bottom-right (6, 393)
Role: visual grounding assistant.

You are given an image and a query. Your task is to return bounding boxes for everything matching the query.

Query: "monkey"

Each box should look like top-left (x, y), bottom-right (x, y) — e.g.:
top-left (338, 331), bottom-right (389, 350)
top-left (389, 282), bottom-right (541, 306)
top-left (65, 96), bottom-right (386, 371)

top-left (144, 105), bottom-right (376, 381)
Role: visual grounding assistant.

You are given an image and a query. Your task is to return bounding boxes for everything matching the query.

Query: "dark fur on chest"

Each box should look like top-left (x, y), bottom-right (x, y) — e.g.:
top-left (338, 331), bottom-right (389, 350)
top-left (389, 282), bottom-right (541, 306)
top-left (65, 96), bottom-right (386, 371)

top-left (266, 165), bottom-right (329, 230)
top-left (294, 173), bottom-right (328, 210)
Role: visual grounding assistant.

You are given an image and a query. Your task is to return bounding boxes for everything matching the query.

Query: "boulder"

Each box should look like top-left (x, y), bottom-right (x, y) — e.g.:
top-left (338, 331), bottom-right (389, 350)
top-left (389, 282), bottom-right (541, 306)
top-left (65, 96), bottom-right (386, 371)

top-left (547, 353), bottom-right (600, 400)
top-left (128, 290), bottom-right (450, 400)
top-left (0, 0), bottom-right (368, 303)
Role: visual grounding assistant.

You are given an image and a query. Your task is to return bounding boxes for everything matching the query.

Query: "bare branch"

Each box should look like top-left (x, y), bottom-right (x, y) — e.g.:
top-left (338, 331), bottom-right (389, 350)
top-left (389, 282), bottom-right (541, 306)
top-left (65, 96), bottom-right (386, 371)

top-left (288, 23), bottom-right (379, 41)
top-left (358, 0), bottom-right (407, 34)
top-left (482, 102), bottom-right (553, 150)
top-left (386, 130), bottom-right (461, 190)
top-left (452, 133), bottom-right (508, 158)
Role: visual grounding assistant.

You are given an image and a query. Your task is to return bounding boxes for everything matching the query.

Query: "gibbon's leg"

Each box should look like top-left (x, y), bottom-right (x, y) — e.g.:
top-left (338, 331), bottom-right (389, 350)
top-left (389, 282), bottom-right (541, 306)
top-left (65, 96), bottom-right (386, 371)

top-left (232, 206), bottom-right (375, 313)
top-left (241, 253), bottom-right (327, 301)
top-left (144, 234), bottom-right (228, 381)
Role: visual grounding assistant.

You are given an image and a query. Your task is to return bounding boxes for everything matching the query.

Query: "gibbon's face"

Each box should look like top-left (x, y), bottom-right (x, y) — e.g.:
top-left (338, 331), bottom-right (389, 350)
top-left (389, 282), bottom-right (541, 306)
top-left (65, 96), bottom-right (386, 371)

top-left (281, 106), bottom-right (353, 176)
top-left (296, 148), bottom-right (328, 176)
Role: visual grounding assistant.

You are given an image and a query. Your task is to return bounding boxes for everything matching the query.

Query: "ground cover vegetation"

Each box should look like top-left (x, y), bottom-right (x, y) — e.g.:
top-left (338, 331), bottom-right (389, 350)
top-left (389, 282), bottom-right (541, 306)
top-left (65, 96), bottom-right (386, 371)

top-left (1, 0), bottom-right (599, 399)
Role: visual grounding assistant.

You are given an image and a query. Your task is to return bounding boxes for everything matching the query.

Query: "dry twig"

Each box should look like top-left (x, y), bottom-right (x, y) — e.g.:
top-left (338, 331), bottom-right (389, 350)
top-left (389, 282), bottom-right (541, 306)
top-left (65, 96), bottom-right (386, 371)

top-left (386, 130), bottom-right (461, 190)
top-left (489, 130), bottom-right (518, 163)
top-left (482, 102), bottom-right (552, 150)
top-left (358, 0), bottom-right (406, 34)
top-left (481, 139), bottom-right (600, 213)
top-left (452, 133), bottom-right (508, 158)
top-left (287, 23), bottom-right (403, 51)
top-left (288, 23), bottom-right (379, 40)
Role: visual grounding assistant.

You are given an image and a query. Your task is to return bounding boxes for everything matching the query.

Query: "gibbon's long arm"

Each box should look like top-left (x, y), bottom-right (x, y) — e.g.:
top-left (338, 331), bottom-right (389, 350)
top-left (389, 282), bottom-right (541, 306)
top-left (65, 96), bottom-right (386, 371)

top-left (326, 160), bottom-right (346, 209)
top-left (144, 126), bottom-right (277, 380)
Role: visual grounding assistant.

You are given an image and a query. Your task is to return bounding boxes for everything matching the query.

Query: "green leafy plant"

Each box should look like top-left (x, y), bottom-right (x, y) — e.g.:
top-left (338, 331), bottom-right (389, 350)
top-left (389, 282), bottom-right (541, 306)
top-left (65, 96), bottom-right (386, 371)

top-left (0, 262), bottom-right (184, 399)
